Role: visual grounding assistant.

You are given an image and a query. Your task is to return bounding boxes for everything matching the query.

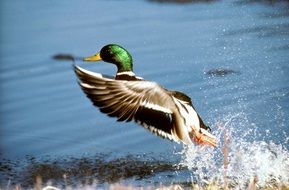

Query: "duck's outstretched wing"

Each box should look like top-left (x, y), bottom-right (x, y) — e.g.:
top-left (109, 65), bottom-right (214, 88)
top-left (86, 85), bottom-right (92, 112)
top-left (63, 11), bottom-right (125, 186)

top-left (74, 65), bottom-right (183, 142)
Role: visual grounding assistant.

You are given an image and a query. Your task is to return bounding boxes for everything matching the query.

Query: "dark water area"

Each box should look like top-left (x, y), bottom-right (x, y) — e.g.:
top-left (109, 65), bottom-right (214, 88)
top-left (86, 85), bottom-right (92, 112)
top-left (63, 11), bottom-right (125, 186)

top-left (1, 0), bottom-right (289, 188)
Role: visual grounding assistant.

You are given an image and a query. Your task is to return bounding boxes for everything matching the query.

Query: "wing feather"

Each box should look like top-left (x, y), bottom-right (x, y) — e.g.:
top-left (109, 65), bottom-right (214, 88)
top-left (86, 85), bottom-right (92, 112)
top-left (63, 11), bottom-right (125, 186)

top-left (74, 65), bottom-right (180, 141)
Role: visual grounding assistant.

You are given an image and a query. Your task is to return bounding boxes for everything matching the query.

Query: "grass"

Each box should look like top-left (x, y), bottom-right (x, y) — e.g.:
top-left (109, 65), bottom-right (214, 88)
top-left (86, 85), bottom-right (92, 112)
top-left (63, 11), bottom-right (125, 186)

top-left (3, 178), bottom-right (289, 190)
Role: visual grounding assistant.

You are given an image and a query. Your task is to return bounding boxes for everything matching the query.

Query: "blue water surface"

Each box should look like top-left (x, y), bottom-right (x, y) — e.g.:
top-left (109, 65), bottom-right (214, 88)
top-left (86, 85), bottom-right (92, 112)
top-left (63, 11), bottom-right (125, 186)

top-left (0, 0), bottom-right (288, 187)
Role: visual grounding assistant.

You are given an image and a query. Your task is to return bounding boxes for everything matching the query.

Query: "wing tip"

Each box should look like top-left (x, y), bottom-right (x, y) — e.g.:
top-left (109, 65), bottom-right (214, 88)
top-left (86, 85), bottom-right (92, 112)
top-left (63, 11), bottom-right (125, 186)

top-left (73, 64), bottom-right (104, 79)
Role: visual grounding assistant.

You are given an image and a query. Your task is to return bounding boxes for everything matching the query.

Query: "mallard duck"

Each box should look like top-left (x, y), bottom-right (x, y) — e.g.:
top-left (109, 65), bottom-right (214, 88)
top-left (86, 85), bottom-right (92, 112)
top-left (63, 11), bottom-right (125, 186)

top-left (74, 44), bottom-right (216, 147)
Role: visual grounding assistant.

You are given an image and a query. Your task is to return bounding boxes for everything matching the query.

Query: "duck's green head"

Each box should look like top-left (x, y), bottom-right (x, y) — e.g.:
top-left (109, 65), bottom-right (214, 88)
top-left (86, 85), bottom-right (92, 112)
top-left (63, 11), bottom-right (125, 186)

top-left (83, 44), bottom-right (133, 72)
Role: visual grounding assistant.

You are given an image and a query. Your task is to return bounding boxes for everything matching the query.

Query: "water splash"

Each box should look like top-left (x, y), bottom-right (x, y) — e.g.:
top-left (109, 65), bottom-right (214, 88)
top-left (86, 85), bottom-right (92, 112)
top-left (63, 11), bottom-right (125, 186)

top-left (178, 113), bottom-right (289, 189)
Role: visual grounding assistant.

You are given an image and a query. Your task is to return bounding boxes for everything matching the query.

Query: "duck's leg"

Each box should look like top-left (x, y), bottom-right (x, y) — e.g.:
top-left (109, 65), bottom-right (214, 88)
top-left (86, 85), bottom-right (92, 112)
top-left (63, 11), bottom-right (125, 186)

top-left (191, 128), bottom-right (217, 147)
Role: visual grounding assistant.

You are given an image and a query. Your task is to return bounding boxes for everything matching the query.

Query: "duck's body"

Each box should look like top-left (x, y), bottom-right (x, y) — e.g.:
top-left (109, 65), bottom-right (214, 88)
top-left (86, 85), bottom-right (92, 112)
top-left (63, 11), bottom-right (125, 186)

top-left (74, 44), bottom-right (216, 147)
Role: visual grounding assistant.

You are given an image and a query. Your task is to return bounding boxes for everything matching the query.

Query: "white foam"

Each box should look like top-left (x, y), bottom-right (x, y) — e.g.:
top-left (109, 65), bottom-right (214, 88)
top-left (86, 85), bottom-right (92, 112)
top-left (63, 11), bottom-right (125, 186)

top-left (177, 113), bottom-right (289, 189)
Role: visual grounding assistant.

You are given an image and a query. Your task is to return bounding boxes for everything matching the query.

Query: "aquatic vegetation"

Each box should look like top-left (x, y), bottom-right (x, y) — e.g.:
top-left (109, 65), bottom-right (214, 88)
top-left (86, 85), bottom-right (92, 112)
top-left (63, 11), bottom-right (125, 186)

top-left (52, 54), bottom-right (75, 61)
top-left (204, 69), bottom-right (240, 77)
top-left (0, 155), bottom-right (178, 188)
top-left (52, 54), bottom-right (83, 61)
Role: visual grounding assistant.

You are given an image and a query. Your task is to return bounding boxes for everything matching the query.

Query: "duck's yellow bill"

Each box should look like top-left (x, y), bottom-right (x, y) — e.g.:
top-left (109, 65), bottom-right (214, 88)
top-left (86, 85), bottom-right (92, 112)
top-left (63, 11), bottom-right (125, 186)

top-left (83, 53), bottom-right (102, 62)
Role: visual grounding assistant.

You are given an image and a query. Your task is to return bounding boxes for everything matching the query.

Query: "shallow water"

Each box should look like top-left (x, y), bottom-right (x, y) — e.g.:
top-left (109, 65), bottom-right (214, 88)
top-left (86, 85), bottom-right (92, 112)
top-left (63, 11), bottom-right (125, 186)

top-left (0, 0), bottom-right (289, 188)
